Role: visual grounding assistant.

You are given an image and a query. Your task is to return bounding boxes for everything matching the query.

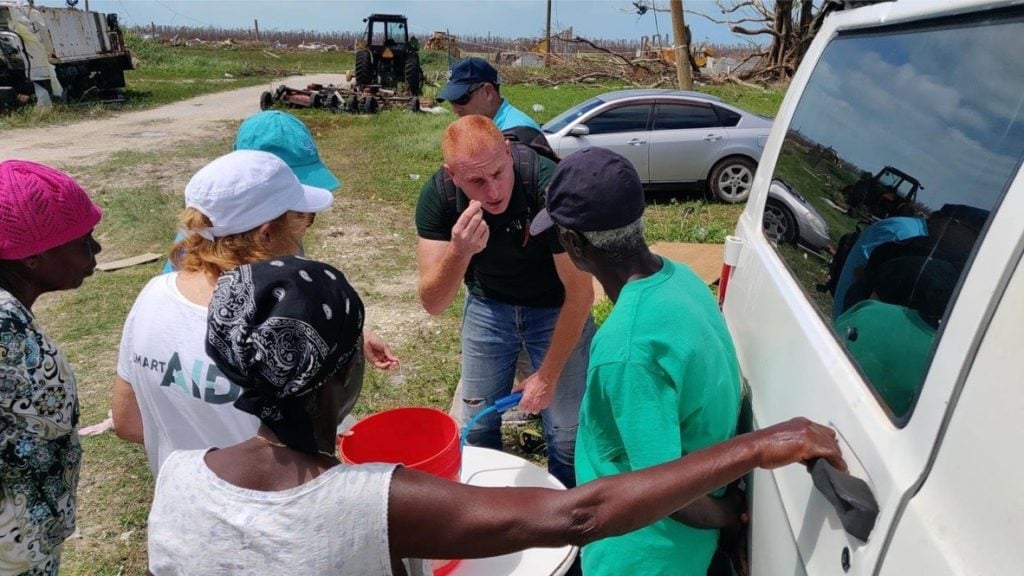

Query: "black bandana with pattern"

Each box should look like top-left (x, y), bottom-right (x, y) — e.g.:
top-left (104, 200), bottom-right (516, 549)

top-left (206, 256), bottom-right (364, 455)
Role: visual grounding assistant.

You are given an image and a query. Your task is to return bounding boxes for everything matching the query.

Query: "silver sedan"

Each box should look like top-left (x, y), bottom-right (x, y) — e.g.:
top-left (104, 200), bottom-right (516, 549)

top-left (542, 89), bottom-right (772, 203)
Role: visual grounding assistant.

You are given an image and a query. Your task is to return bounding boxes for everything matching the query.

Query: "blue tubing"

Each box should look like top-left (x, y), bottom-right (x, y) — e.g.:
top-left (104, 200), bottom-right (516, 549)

top-left (459, 392), bottom-right (523, 449)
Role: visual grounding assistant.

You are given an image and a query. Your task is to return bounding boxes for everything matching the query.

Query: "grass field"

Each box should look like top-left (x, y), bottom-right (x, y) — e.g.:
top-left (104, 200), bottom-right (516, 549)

top-left (11, 43), bottom-right (787, 574)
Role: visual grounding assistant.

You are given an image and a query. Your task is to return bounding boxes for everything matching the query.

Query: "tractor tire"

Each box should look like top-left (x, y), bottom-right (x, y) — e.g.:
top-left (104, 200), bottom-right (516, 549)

top-left (404, 53), bottom-right (423, 97)
top-left (355, 50), bottom-right (374, 87)
top-left (259, 91), bottom-right (274, 111)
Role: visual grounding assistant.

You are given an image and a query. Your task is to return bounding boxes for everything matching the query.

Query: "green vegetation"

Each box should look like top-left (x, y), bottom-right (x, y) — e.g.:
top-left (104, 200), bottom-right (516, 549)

top-left (19, 43), bottom-right (783, 574)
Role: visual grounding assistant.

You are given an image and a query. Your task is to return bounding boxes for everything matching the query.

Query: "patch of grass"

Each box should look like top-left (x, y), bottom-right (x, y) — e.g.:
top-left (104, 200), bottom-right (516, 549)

top-left (60, 434), bottom-right (152, 576)
top-left (592, 298), bottom-right (614, 327)
top-left (701, 84), bottom-right (786, 118)
top-left (645, 199), bottom-right (743, 244)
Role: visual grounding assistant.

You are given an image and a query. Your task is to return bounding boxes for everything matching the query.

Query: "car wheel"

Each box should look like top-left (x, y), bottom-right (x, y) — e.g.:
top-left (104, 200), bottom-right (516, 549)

top-left (763, 199), bottom-right (798, 245)
top-left (709, 156), bottom-right (756, 203)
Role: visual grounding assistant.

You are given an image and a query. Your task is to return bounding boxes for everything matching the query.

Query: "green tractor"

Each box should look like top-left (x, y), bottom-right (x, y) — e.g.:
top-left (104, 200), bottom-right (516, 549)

top-left (354, 14), bottom-right (423, 97)
top-left (842, 165), bottom-right (923, 221)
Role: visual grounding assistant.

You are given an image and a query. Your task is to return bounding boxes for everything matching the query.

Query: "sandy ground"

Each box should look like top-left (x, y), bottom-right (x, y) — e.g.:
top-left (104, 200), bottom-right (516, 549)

top-left (1, 74), bottom-right (343, 164)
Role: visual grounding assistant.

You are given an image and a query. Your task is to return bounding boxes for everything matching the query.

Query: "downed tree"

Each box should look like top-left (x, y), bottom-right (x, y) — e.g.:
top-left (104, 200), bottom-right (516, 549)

top-left (686, 0), bottom-right (842, 82)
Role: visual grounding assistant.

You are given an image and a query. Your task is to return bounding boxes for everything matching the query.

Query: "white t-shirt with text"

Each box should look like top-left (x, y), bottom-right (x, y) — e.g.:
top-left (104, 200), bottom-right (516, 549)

top-left (117, 273), bottom-right (259, 476)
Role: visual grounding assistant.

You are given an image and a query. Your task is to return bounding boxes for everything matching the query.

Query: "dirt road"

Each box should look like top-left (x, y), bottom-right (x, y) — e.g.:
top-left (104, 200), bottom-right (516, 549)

top-left (1, 74), bottom-right (342, 165)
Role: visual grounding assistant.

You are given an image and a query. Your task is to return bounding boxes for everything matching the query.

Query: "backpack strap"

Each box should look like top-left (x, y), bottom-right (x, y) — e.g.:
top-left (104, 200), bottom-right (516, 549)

top-left (509, 143), bottom-right (540, 217)
top-left (432, 166), bottom-right (458, 229)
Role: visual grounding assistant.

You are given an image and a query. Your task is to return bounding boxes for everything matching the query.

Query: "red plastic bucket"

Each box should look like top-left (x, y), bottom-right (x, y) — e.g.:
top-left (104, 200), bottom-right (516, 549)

top-left (338, 407), bottom-right (462, 575)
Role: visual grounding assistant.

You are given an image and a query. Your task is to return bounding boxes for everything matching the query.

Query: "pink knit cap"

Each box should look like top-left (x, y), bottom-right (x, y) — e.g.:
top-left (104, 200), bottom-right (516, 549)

top-left (0, 160), bottom-right (103, 260)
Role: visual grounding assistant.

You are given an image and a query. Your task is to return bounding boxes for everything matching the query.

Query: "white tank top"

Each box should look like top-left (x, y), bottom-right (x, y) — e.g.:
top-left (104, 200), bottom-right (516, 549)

top-left (148, 450), bottom-right (428, 575)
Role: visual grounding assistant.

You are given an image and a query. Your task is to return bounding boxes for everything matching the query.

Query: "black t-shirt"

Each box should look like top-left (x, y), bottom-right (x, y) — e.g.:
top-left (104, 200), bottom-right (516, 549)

top-left (415, 153), bottom-right (566, 307)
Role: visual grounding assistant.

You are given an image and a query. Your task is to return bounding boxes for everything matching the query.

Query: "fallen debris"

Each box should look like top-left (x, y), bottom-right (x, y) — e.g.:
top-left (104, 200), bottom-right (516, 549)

top-left (96, 253), bottom-right (162, 272)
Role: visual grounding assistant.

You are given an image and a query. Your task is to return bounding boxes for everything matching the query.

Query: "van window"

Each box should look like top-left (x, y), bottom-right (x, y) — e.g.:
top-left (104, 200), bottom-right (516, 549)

top-left (764, 11), bottom-right (1024, 422)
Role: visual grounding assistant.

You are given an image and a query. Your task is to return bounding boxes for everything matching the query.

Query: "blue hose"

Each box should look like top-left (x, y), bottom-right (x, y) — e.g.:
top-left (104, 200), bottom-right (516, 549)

top-left (460, 391), bottom-right (523, 448)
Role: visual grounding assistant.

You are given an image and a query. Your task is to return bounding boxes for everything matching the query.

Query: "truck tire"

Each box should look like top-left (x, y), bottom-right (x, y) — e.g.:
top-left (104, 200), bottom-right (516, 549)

top-left (355, 50), bottom-right (373, 87)
top-left (404, 53), bottom-right (423, 96)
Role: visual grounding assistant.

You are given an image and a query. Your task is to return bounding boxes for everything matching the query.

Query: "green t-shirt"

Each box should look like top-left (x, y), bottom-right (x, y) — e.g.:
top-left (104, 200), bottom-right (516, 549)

top-left (576, 258), bottom-right (741, 576)
top-left (835, 299), bottom-right (936, 417)
top-left (414, 152), bottom-right (565, 307)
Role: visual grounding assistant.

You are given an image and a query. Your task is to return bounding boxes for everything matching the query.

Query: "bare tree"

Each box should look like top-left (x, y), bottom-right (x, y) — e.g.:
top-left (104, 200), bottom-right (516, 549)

top-left (688, 0), bottom-right (841, 82)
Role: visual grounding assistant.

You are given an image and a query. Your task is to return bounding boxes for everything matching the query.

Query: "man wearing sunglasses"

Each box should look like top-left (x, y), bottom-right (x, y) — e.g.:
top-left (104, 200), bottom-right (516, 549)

top-left (437, 57), bottom-right (541, 133)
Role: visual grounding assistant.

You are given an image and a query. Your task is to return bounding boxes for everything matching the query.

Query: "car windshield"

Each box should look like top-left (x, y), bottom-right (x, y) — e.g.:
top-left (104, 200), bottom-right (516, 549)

top-left (542, 97), bottom-right (605, 134)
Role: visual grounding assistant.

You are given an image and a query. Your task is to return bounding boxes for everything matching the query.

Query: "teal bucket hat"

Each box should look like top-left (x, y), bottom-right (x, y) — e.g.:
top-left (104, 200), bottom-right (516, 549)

top-left (234, 111), bottom-right (341, 192)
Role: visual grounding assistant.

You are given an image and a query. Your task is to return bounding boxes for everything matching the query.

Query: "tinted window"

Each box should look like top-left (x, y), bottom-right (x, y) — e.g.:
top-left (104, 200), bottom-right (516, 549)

top-left (714, 106), bottom-right (742, 127)
top-left (543, 98), bottom-right (604, 134)
top-left (584, 104), bottom-right (651, 135)
top-left (653, 103), bottom-right (720, 130)
top-left (765, 12), bottom-right (1024, 422)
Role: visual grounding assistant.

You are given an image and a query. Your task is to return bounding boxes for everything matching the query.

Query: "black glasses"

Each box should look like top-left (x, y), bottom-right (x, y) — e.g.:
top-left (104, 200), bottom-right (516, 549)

top-left (450, 83), bottom-right (485, 106)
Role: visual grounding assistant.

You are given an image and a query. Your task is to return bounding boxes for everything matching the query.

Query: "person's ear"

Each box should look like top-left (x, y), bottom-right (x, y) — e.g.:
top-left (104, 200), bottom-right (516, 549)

top-left (258, 222), bottom-right (274, 245)
top-left (443, 162), bottom-right (461, 189)
top-left (558, 228), bottom-right (586, 259)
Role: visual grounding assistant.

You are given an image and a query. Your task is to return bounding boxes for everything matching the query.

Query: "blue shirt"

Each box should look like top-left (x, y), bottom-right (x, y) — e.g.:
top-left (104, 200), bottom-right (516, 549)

top-left (493, 99), bottom-right (540, 131)
top-left (833, 216), bottom-right (927, 319)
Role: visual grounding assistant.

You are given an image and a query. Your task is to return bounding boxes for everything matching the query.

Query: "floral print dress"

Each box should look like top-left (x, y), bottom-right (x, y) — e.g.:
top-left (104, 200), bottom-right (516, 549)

top-left (0, 288), bottom-right (80, 576)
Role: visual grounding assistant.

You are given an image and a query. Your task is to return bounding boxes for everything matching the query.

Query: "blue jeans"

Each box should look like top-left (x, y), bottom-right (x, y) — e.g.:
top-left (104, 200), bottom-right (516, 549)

top-left (460, 293), bottom-right (595, 488)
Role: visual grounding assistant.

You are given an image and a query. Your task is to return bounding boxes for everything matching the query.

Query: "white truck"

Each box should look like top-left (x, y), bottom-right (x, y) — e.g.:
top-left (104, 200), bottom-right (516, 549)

top-left (721, 0), bottom-right (1024, 574)
top-left (0, 0), bottom-right (132, 109)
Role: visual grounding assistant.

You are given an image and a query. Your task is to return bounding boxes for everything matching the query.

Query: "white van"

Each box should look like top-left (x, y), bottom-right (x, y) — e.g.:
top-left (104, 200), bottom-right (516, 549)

top-left (721, 1), bottom-right (1024, 574)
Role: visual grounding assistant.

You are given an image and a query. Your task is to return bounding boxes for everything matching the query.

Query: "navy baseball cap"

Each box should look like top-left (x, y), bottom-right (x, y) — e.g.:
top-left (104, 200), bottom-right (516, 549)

top-left (530, 147), bottom-right (645, 235)
top-left (437, 57), bottom-right (500, 102)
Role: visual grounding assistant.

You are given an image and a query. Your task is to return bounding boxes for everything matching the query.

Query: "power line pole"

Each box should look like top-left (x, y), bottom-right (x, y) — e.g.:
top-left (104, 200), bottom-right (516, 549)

top-left (670, 0), bottom-right (693, 90)
top-left (545, 0), bottom-right (552, 67)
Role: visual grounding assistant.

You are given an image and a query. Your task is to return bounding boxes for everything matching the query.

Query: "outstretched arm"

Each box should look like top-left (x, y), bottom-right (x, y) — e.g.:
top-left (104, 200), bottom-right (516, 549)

top-left (388, 417), bottom-right (845, 560)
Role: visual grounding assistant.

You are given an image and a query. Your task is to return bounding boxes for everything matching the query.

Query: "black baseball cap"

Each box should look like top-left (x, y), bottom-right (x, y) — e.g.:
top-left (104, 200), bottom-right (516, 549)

top-left (530, 147), bottom-right (645, 235)
top-left (437, 57), bottom-right (500, 102)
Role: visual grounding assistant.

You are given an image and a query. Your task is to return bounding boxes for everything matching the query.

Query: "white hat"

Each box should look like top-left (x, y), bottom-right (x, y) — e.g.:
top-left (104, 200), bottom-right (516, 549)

top-left (185, 150), bottom-right (333, 240)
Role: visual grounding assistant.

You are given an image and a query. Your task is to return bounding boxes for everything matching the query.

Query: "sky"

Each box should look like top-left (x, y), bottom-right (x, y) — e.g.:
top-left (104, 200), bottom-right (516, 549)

top-left (31, 0), bottom-right (744, 44)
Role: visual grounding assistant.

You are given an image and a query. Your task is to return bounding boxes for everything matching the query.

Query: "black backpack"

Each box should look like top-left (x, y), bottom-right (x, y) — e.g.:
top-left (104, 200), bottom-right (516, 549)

top-left (431, 129), bottom-right (558, 225)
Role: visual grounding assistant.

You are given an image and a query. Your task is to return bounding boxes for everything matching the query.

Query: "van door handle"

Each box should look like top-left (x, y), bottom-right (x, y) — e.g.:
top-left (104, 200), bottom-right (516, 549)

top-left (627, 138), bottom-right (647, 146)
top-left (809, 459), bottom-right (879, 542)
top-left (703, 134), bottom-right (723, 141)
